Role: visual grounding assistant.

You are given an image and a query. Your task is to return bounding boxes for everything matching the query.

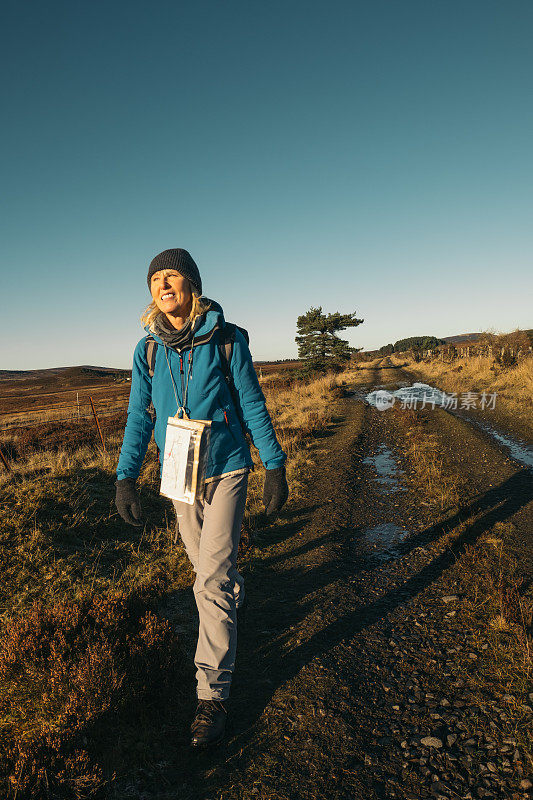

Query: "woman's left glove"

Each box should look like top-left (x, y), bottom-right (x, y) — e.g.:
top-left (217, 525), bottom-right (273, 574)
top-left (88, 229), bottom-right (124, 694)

top-left (115, 478), bottom-right (143, 527)
top-left (263, 465), bottom-right (289, 517)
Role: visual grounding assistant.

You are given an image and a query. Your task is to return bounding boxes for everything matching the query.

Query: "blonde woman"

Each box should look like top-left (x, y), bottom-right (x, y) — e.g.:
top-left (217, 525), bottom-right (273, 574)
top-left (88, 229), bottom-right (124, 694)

top-left (115, 248), bottom-right (288, 747)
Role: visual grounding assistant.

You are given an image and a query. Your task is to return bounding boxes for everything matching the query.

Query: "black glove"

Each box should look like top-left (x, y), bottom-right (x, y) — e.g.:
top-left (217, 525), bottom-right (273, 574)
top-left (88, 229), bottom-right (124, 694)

top-left (115, 478), bottom-right (143, 526)
top-left (263, 465), bottom-right (289, 517)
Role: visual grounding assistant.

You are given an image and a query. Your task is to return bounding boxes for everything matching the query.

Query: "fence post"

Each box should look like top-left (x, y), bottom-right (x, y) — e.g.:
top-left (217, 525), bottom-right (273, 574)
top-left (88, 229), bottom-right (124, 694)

top-left (0, 446), bottom-right (11, 472)
top-left (89, 396), bottom-right (106, 451)
top-left (77, 392), bottom-right (80, 422)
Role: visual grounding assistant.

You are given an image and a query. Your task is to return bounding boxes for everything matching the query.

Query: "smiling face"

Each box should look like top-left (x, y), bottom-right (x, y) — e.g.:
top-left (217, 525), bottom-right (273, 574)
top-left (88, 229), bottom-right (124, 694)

top-left (150, 269), bottom-right (193, 321)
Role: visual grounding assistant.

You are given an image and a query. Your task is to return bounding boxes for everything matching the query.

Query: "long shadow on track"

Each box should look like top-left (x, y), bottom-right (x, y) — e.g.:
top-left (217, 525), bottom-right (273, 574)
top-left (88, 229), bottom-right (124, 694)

top-left (188, 466), bottom-right (532, 788)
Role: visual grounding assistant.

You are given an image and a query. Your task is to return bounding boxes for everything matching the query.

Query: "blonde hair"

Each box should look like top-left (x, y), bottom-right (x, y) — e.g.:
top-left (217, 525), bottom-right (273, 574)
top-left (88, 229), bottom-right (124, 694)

top-left (141, 273), bottom-right (212, 331)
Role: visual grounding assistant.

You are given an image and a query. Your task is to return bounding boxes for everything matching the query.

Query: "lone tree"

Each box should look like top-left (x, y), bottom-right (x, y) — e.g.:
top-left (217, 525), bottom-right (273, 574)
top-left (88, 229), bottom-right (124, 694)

top-left (295, 306), bottom-right (364, 374)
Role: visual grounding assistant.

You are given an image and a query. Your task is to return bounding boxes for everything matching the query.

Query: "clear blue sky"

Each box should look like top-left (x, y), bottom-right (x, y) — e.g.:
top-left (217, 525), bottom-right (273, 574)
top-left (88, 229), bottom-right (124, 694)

top-left (1, 0), bottom-right (532, 369)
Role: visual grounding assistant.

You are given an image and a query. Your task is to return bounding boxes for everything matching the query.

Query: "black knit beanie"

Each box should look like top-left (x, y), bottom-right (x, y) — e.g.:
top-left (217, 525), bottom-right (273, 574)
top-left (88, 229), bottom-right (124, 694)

top-left (147, 248), bottom-right (202, 296)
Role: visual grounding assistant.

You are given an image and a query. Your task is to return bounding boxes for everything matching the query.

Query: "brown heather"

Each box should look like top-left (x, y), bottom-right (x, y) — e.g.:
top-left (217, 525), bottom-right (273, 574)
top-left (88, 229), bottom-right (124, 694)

top-left (0, 591), bottom-right (183, 799)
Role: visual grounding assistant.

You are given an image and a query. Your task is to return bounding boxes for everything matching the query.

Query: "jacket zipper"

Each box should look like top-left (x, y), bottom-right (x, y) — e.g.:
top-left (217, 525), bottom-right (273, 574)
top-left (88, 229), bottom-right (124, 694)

top-left (222, 405), bottom-right (239, 444)
top-left (167, 346), bottom-right (193, 415)
top-left (173, 346), bottom-right (232, 431)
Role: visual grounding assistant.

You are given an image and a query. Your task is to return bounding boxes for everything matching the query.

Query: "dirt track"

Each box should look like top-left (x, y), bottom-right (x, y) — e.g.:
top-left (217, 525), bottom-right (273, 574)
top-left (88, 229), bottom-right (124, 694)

top-left (112, 360), bottom-right (533, 800)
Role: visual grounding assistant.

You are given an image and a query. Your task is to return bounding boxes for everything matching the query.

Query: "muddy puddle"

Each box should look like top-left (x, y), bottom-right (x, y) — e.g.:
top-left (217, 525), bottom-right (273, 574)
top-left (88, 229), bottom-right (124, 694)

top-left (362, 443), bottom-right (406, 493)
top-left (365, 382), bottom-right (450, 410)
top-left (353, 440), bottom-right (410, 564)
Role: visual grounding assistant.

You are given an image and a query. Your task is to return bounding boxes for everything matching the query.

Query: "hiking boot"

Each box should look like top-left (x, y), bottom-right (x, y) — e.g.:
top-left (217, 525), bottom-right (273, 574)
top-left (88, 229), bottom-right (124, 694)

top-left (190, 699), bottom-right (228, 747)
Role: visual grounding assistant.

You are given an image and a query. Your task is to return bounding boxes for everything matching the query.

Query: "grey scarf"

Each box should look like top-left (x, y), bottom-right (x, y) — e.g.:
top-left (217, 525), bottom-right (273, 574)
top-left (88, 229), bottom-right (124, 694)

top-left (151, 313), bottom-right (200, 350)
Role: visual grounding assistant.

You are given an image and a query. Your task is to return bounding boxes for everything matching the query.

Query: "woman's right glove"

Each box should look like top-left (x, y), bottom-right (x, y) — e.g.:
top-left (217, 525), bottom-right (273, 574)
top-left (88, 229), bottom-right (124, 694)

top-left (115, 478), bottom-right (143, 526)
top-left (263, 465), bottom-right (289, 517)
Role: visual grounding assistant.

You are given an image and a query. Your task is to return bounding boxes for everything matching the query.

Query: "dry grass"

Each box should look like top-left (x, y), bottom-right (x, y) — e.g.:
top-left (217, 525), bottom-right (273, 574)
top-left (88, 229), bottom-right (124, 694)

top-left (392, 405), bottom-right (463, 512)
top-left (346, 358), bottom-right (384, 371)
top-left (456, 521), bottom-right (532, 672)
top-left (0, 370), bottom-right (348, 798)
top-left (266, 375), bottom-right (341, 436)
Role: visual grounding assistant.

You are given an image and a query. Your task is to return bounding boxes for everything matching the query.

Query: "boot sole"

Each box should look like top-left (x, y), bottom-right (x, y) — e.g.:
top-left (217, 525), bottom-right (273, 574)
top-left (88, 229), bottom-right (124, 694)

top-left (190, 731), bottom-right (225, 748)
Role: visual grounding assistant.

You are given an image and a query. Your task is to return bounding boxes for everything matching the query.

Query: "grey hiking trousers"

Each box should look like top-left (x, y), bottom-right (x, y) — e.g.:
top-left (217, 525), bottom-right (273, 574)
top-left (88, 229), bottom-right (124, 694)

top-left (172, 471), bottom-right (249, 701)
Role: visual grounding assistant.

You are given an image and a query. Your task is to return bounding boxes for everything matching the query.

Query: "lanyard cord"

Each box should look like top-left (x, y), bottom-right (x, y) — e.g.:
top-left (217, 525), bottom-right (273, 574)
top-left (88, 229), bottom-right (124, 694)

top-left (164, 337), bottom-right (195, 418)
top-left (163, 345), bottom-right (179, 410)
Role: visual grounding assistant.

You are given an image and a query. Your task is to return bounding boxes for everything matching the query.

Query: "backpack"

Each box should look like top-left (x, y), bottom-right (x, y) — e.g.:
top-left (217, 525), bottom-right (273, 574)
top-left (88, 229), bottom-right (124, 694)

top-left (144, 322), bottom-right (250, 434)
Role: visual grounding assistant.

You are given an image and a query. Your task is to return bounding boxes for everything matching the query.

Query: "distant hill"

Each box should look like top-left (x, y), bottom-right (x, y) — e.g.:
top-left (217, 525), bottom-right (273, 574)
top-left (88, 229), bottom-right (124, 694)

top-left (254, 359), bottom-right (300, 367)
top-left (372, 332), bottom-right (484, 355)
top-left (441, 333), bottom-right (482, 344)
top-left (0, 365), bottom-right (130, 380)
top-left (373, 329), bottom-right (533, 355)
top-left (0, 359), bottom-right (298, 384)
top-left (0, 365), bottom-right (131, 388)
top-left (0, 359), bottom-right (298, 399)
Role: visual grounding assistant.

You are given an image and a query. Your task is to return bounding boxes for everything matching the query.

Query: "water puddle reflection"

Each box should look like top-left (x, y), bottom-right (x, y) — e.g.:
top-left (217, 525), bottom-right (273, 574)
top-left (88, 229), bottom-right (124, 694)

top-left (363, 443), bottom-right (406, 493)
top-left (353, 443), bottom-right (410, 564)
top-left (365, 382), bottom-right (449, 410)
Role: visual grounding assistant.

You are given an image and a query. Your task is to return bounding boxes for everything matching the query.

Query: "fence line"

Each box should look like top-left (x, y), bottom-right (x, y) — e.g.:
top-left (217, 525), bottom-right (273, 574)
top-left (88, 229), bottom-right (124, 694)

top-left (416, 344), bottom-right (533, 363)
top-left (1, 405), bottom-right (128, 432)
top-left (1, 405), bottom-right (119, 416)
top-left (373, 344), bottom-right (532, 364)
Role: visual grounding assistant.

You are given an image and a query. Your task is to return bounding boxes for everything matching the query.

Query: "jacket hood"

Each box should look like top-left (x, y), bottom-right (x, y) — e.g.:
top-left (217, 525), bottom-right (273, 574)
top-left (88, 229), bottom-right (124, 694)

top-left (144, 297), bottom-right (226, 348)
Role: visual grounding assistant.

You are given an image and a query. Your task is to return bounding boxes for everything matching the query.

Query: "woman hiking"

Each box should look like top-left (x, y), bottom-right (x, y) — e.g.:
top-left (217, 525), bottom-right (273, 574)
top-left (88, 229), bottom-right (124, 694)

top-left (114, 248), bottom-right (289, 747)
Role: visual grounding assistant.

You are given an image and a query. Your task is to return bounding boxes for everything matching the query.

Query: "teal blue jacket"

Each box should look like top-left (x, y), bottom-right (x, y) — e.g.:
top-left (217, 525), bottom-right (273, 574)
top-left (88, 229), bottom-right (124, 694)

top-left (116, 300), bottom-right (287, 481)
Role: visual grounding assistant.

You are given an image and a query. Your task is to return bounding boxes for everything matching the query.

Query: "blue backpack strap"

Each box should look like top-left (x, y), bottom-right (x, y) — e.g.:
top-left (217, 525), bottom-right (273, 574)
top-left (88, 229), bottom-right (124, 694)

top-left (144, 335), bottom-right (157, 422)
top-left (236, 324), bottom-right (249, 346)
top-left (145, 335), bottom-right (158, 379)
top-left (218, 322), bottom-right (237, 393)
top-left (218, 323), bottom-right (250, 436)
